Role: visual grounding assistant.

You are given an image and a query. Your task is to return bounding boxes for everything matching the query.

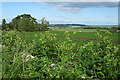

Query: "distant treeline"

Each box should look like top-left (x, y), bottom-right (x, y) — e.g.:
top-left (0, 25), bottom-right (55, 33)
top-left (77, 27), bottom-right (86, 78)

top-left (50, 24), bottom-right (85, 27)
top-left (1, 14), bottom-right (50, 31)
top-left (83, 25), bottom-right (120, 33)
top-left (82, 25), bottom-right (119, 29)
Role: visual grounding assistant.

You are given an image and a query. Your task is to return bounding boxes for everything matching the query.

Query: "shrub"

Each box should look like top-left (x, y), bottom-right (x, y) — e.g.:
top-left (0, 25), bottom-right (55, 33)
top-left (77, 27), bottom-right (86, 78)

top-left (2, 30), bottom-right (120, 79)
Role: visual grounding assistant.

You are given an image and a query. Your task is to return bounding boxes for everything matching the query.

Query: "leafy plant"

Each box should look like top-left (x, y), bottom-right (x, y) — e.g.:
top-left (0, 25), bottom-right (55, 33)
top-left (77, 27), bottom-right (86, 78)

top-left (2, 30), bottom-right (120, 79)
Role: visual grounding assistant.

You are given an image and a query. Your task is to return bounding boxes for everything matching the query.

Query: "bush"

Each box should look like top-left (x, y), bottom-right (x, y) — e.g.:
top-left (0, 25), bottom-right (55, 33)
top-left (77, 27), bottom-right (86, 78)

top-left (2, 30), bottom-right (120, 79)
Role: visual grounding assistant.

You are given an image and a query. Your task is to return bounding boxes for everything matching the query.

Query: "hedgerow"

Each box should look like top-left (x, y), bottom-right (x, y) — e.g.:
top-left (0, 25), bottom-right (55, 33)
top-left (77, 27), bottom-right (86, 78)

top-left (2, 30), bottom-right (120, 79)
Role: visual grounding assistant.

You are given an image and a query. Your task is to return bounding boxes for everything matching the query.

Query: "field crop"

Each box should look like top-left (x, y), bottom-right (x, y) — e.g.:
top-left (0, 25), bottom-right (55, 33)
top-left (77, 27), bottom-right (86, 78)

top-left (2, 30), bottom-right (120, 79)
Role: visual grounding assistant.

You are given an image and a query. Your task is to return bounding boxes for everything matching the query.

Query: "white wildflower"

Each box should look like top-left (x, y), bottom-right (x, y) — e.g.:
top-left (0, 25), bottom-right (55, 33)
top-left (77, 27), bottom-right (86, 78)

top-left (20, 52), bottom-right (35, 61)
top-left (49, 64), bottom-right (55, 68)
top-left (82, 76), bottom-right (86, 79)
top-left (0, 45), bottom-right (1, 48)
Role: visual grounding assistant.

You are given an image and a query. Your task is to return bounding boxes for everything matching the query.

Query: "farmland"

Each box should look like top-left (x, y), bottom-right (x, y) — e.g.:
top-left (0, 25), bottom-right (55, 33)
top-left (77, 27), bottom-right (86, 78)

top-left (2, 27), bottom-right (120, 79)
top-left (21, 30), bottom-right (120, 43)
top-left (26, 26), bottom-right (120, 42)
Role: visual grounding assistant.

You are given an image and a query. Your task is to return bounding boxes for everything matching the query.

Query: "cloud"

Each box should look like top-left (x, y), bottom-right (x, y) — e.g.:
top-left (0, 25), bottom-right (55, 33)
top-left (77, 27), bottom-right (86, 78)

top-left (106, 16), bottom-right (117, 18)
top-left (2, 0), bottom-right (119, 2)
top-left (54, 7), bottom-right (82, 13)
top-left (42, 2), bottom-right (118, 13)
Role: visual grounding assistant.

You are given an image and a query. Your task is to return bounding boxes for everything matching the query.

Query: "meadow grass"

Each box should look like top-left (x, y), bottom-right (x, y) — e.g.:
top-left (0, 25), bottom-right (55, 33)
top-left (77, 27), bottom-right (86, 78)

top-left (21, 30), bottom-right (120, 44)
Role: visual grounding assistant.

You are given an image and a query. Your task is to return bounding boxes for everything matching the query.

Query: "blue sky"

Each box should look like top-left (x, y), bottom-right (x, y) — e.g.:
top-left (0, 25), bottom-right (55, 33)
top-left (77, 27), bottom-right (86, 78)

top-left (1, 2), bottom-right (118, 25)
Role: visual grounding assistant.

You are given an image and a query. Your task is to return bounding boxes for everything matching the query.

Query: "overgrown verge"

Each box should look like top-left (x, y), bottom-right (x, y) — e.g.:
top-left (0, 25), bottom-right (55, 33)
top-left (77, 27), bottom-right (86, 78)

top-left (2, 30), bottom-right (120, 79)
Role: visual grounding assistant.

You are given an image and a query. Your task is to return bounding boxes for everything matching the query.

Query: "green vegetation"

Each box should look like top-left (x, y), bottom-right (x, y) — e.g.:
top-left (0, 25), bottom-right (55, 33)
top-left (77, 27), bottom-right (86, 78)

top-left (21, 31), bottom-right (119, 43)
top-left (1, 14), bottom-right (49, 31)
top-left (0, 29), bottom-right (1, 79)
top-left (1, 19), bottom-right (7, 30)
top-left (88, 25), bottom-right (118, 28)
top-left (49, 27), bottom-right (98, 32)
top-left (49, 26), bottom-right (120, 33)
top-left (2, 30), bottom-right (120, 79)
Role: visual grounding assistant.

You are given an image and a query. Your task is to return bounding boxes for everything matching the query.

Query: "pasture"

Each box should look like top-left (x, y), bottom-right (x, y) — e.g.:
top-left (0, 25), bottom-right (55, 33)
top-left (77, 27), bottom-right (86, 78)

top-left (48, 27), bottom-right (97, 32)
top-left (21, 29), bottom-right (120, 43)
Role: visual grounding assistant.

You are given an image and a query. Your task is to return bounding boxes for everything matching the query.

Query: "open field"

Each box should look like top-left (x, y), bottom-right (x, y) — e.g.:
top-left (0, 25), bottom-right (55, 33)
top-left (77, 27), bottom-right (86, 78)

top-left (21, 30), bottom-right (120, 43)
top-left (48, 26), bottom-right (120, 33)
top-left (48, 27), bottom-right (98, 32)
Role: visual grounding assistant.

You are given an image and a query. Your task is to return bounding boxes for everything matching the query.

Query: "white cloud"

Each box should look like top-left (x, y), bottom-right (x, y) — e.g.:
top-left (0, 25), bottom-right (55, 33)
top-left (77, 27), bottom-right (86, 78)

top-left (42, 2), bottom-right (118, 13)
top-left (54, 7), bottom-right (82, 13)
top-left (106, 16), bottom-right (117, 18)
top-left (2, 0), bottom-right (119, 2)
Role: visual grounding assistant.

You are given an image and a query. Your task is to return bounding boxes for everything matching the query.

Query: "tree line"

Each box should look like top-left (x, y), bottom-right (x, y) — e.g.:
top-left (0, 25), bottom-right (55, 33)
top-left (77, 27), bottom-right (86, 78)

top-left (1, 14), bottom-right (50, 31)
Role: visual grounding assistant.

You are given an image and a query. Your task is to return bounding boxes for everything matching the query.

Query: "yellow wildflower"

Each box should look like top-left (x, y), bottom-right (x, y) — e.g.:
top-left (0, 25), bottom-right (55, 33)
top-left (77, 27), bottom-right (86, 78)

top-left (35, 34), bottom-right (37, 37)
top-left (99, 35), bottom-right (102, 38)
top-left (73, 31), bottom-right (77, 34)
top-left (65, 31), bottom-right (68, 34)
top-left (50, 74), bottom-right (53, 77)
top-left (56, 76), bottom-right (60, 78)
top-left (48, 69), bottom-right (50, 72)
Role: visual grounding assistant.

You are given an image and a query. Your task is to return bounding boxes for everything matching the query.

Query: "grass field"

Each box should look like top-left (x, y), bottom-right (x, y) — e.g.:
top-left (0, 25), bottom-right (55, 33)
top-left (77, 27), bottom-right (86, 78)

top-left (48, 27), bottom-right (98, 32)
top-left (48, 27), bottom-right (120, 33)
top-left (21, 30), bottom-right (120, 43)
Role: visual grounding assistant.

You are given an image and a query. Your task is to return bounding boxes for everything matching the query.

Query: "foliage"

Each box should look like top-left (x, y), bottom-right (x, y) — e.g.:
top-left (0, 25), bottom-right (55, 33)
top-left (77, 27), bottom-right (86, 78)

top-left (2, 14), bottom-right (50, 31)
top-left (2, 30), bottom-right (120, 79)
top-left (40, 17), bottom-right (50, 31)
top-left (10, 14), bottom-right (38, 31)
top-left (109, 27), bottom-right (118, 33)
top-left (2, 19), bottom-right (7, 30)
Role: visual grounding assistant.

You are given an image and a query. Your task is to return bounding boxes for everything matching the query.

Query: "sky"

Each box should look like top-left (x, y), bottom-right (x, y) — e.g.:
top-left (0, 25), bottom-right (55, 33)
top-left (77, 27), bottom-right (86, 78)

top-left (1, 0), bottom-right (119, 2)
top-left (1, 1), bottom-right (119, 25)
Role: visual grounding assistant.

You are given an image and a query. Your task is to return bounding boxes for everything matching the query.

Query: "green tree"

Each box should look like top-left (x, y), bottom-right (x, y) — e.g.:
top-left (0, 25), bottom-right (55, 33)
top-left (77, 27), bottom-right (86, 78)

top-left (2, 19), bottom-right (7, 30)
top-left (6, 23), bottom-right (13, 30)
top-left (41, 17), bottom-right (49, 31)
top-left (10, 14), bottom-right (38, 31)
top-left (6, 14), bottom-right (50, 31)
